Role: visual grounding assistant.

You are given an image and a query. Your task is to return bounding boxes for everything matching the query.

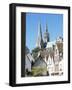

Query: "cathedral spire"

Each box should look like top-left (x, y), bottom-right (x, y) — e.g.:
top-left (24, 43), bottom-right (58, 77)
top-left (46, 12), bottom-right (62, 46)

top-left (38, 21), bottom-right (42, 40)
top-left (43, 22), bottom-right (50, 46)
top-left (46, 22), bottom-right (48, 33)
top-left (36, 21), bottom-right (43, 48)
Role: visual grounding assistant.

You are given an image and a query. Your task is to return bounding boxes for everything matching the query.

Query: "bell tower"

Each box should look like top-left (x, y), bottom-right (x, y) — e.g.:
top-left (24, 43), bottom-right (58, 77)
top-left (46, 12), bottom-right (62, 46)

top-left (43, 23), bottom-right (50, 48)
top-left (43, 23), bottom-right (50, 43)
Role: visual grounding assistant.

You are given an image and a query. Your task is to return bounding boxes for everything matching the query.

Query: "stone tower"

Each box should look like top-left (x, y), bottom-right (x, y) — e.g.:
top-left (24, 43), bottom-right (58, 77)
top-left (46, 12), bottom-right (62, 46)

top-left (36, 22), bottom-right (43, 48)
top-left (43, 23), bottom-right (50, 47)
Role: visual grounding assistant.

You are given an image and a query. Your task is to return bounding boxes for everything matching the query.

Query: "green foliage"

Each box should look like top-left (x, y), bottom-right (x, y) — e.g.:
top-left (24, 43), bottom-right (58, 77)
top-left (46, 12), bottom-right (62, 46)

top-left (32, 52), bottom-right (38, 60)
top-left (32, 47), bottom-right (40, 59)
top-left (31, 66), bottom-right (47, 76)
top-left (32, 46), bottom-right (44, 60)
top-left (32, 47), bottom-right (40, 53)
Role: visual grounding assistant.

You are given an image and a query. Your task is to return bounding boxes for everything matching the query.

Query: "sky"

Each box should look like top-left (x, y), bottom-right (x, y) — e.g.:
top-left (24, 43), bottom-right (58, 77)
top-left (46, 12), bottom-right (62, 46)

top-left (25, 13), bottom-right (63, 52)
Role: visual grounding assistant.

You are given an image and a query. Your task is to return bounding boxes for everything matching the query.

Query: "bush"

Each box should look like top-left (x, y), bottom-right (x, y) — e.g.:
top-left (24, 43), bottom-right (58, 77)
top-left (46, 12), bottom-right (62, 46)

top-left (32, 47), bottom-right (40, 59)
top-left (31, 66), bottom-right (47, 76)
top-left (32, 47), bottom-right (40, 53)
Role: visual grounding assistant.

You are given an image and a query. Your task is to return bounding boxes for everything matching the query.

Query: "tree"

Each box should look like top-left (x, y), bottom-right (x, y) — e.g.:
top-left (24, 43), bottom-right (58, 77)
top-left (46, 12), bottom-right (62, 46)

top-left (32, 47), bottom-right (40, 59)
top-left (31, 66), bottom-right (47, 76)
top-left (32, 47), bottom-right (40, 53)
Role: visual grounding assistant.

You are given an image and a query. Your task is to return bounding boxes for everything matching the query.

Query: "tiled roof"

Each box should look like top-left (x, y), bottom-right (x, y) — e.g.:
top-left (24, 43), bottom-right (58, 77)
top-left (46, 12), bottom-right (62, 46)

top-left (38, 42), bottom-right (63, 59)
top-left (56, 42), bottom-right (63, 53)
top-left (26, 53), bottom-right (35, 62)
top-left (33, 56), bottom-right (47, 67)
top-left (39, 49), bottom-right (54, 58)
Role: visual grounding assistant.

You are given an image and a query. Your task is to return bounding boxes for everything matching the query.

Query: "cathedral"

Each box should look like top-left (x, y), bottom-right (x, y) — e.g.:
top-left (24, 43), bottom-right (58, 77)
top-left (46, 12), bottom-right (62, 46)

top-left (36, 22), bottom-right (49, 48)
top-left (35, 22), bottom-right (63, 76)
top-left (25, 22), bottom-right (63, 76)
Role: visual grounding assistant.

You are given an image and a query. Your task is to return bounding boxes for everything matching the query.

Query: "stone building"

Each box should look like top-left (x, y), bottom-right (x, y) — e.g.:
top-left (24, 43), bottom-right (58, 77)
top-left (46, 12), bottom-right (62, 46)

top-left (35, 22), bottom-right (63, 76)
top-left (25, 47), bottom-right (34, 76)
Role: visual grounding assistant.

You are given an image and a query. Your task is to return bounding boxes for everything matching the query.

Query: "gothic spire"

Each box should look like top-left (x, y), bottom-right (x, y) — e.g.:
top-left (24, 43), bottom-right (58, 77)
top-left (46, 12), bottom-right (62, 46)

top-left (46, 22), bottom-right (48, 33)
top-left (43, 22), bottom-right (50, 45)
top-left (38, 21), bottom-right (42, 40)
top-left (36, 21), bottom-right (43, 48)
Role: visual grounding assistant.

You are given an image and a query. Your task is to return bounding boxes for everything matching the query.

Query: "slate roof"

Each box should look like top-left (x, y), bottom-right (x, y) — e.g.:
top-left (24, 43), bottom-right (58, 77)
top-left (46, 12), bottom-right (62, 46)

top-left (26, 53), bottom-right (35, 62)
top-left (33, 56), bottom-right (47, 67)
top-left (37, 41), bottom-right (63, 59)
top-left (56, 42), bottom-right (63, 53)
top-left (39, 49), bottom-right (54, 59)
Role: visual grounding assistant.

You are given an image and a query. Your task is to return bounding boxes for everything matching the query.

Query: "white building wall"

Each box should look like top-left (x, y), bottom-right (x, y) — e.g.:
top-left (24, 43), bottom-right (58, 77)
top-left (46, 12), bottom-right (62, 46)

top-left (59, 59), bottom-right (63, 75)
top-left (25, 56), bottom-right (31, 72)
top-left (47, 55), bottom-right (54, 76)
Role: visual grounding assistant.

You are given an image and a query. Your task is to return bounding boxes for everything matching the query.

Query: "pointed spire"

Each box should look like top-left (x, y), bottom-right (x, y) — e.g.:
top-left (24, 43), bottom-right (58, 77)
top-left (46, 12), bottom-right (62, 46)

top-left (38, 21), bottom-right (43, 41)
top-left (40, 23), bottom-right (42, 40)
top-left (46, 22), bottom-right (48, 33)
top-left (36, 21), bottom-right (43, 48)
top-left (38, 21), bottom-right (42, 38)
top-left (43, 21), bottom-right (50, 43)
top-left (38, 21), bottom-right (40, 37)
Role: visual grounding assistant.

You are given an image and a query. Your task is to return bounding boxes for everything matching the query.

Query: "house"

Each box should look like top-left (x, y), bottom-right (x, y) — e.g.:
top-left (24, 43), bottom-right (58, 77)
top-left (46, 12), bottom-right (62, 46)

top-left (36, 37), bottom-right (63, 76)
top-left (25, 47), bottom-right (35, 76)
top-left (46, 55), bottom-right (55, 76)
top-left (38, 49), bottom-right (55, 76)
top-left (54, 39), bottom-right (63, 75)
top-left (25, 53), bottom-right (34, 72)
top-left (33, 21), bottom-right (63, 76)
top-left (59, 58), bottom-right (63, 75)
